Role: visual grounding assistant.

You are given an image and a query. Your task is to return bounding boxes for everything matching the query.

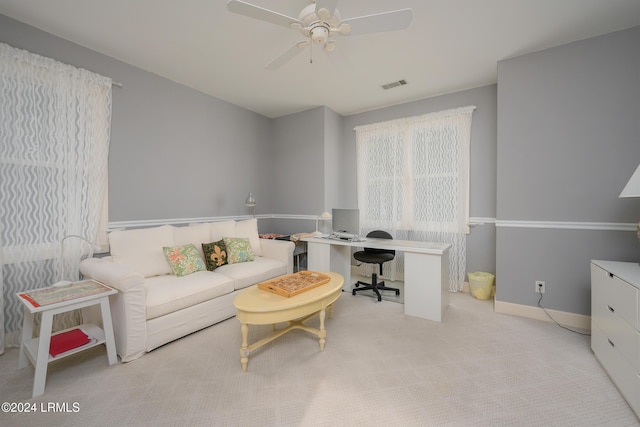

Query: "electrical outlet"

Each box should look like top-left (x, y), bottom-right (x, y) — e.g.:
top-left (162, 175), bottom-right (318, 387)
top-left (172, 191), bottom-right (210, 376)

top-left (535, 280), bottom-right (545, 294)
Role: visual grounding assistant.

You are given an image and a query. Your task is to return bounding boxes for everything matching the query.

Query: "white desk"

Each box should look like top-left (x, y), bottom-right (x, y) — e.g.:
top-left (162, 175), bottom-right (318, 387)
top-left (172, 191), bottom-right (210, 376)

top-left (303, 237), bottom-right (450, 322)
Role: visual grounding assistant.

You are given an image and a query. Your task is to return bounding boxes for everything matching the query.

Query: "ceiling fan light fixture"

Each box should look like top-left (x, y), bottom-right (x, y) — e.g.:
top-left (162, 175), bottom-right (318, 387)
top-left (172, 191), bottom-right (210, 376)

top-left (310, 25), bottom-right (329, 44)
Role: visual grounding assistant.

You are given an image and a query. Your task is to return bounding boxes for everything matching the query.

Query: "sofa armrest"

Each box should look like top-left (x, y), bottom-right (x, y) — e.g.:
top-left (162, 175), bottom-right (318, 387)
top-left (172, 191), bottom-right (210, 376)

top-left (259, 238), bottom-right (295, 274)
top-left (80, 257), bottom-right (145, 292)
top-left (80, 257), bottom-right (147, 362)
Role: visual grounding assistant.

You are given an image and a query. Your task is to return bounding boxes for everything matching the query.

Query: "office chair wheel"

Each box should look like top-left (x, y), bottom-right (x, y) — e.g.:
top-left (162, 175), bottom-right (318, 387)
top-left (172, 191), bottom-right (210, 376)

top-left (354, 283), bottom-right (360, 287)
top-left (395, 290), bottom-right (400, 296)
top-left (352, 289), bottom-right (356, 295)
top-left (377, 295), bottom-right (382, 302)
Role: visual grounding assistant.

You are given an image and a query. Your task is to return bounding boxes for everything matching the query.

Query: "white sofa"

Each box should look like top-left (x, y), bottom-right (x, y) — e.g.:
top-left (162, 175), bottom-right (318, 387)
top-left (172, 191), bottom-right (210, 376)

top-left (80, 219), bottom-right (294, 362)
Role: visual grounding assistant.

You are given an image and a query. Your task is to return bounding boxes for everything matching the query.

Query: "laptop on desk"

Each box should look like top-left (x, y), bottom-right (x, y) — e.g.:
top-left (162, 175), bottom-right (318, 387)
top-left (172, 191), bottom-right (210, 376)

top-left (329, 208), bottom-right (364, 242)
top-left (327, 231), bottom-right (365, 242)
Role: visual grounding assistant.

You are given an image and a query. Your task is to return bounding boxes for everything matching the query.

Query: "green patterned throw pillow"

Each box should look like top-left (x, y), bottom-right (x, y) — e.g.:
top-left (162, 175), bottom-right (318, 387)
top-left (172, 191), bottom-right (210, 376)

top-left (162, 244), bottom-right (206, 277)
top-left (202, 240), bottom-right (227, 271)
top-left (223, 237), bottom-right (254, 264)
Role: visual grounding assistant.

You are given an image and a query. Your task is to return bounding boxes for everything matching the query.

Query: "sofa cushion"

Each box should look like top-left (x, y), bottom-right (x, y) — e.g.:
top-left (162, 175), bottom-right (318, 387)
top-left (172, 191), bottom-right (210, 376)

top-left (202, 240), bottom-right (227, 271)
top-left (216, 256), bottom-right (287, 290)
top-left (223, 237), bottom-right (254, 264)
top-left (143, 271), bottom-right (234, 320)
top-left (235, 218), bottom-right (262, 256)
top-left (210, 220), bottom-right (236, 241)
top-left (174, 223), bottom-right (211, 259)
top-left (162, 244), bottom-right (206, 277)
top-left (109, 225), bottom-right (174, 278)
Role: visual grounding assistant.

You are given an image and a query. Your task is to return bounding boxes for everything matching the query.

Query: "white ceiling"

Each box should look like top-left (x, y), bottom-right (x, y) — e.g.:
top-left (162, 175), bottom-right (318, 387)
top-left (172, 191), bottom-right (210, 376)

top-left (1, 0), bottom-right (639, 118)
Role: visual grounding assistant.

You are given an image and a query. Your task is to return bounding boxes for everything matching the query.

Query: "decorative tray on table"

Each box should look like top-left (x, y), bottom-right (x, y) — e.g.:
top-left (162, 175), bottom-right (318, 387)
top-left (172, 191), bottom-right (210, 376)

top-left (258, 271), bottom-right (331, 297)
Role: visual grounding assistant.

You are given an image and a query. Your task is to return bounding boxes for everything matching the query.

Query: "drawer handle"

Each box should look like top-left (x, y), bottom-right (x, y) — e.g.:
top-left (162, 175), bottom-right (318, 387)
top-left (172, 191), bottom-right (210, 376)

top-left (608, 305), bottom-right (615, 313)
top-left (608, 338), bottom-right (615, 348)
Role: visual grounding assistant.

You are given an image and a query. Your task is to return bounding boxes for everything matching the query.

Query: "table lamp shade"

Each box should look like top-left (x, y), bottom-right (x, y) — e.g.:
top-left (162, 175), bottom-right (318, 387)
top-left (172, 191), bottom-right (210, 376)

top-left (620, 164), bottom-right (640, 198)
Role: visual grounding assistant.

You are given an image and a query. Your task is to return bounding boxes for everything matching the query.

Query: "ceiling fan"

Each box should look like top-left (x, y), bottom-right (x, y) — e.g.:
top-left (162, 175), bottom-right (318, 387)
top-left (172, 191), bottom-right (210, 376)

top-left (226, 0), bottom-right (413, 70)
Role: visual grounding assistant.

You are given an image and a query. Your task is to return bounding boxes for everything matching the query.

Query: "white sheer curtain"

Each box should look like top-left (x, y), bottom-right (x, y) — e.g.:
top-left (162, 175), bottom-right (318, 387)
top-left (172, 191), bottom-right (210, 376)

top-left (355, 106), bottom-right (475, 291)
top-left (0, 43), bottom-right (112, 354)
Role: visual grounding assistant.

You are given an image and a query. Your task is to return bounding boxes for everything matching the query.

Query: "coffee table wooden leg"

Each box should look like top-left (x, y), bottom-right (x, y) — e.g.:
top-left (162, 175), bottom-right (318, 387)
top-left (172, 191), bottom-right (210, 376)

top-left (240, 323), bottom-right (249, 372)
top-left (318, 308), bottom-right (326, 351)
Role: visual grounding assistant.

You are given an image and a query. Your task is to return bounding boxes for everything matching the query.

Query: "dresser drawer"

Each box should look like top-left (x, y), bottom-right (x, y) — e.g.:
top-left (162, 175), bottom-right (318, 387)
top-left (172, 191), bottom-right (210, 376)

top-left (591, 263), bottom-right (638, 330)
top-left (592, 305), bottom-right (640, 372)
top-left (592, 321), bottom-right (640, 414)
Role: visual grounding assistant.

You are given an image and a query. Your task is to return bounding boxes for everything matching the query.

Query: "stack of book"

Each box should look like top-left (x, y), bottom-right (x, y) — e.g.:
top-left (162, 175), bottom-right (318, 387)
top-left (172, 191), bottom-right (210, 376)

top-left (49, 328), bottom-right (91, 357)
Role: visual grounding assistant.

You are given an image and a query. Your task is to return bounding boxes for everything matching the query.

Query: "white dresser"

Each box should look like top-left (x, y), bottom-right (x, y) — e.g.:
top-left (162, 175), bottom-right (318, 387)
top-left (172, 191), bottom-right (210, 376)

top-left (591, 260), bottom-right (640, 417)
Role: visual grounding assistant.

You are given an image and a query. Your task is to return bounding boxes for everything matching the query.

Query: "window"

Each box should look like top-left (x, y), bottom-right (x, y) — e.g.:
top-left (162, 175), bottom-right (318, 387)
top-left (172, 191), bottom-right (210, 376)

top-left (355, 106), bottom-right (475, 290)
top-left (0, 42), bottom-right (112, 352)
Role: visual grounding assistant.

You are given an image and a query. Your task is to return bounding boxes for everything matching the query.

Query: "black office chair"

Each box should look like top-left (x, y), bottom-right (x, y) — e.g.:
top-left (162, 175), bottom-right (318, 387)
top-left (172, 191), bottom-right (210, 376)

top-left (352, 230), bottom-right (400, 302)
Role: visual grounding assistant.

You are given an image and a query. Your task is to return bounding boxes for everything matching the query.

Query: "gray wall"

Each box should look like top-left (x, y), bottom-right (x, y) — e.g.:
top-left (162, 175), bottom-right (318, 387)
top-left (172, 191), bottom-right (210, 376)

top-left (496, 26), bottom-right (640, 314)
top-left (323, 107), bottom-right (343, 219)
top-left (268, 106), bottom-right (345, 236)
top-left (0, 14), bottom-right (274, 223)
top-left (268, 107), bottom-right (326, 235)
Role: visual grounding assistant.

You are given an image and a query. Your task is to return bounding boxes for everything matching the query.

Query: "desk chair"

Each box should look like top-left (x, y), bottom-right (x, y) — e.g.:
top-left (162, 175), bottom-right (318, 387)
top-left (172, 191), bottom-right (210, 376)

top-left (352, 230), bottom-right (400, 302)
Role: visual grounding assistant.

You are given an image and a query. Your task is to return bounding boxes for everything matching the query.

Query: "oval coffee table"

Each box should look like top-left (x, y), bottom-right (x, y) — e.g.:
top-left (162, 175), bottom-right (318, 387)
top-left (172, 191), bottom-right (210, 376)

top-left (233, 271), bottom-right (344, 372)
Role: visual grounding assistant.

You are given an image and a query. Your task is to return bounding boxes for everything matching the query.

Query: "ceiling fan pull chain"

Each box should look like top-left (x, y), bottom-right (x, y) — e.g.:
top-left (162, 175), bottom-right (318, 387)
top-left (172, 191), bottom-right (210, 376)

top-left (310, 40), bottom-right (313, 64)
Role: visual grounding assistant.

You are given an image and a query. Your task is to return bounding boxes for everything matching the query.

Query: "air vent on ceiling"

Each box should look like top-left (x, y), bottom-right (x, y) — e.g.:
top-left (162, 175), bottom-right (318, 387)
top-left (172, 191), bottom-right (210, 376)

top-left (381, 79), bottom-right (407, 90)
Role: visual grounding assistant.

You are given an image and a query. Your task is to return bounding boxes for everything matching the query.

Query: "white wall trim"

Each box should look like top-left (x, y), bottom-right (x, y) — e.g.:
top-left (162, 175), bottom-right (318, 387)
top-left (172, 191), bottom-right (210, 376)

top-left (469, 217), bottom-right (496, 226)
top-left (109, 216), bottom-right (634, 233)
top-left (495, 220), bottom-right (636, 231)
top-left (494, 299), bottom-right (591, 331)
top-left (108, 214), bottom-right (318, 231)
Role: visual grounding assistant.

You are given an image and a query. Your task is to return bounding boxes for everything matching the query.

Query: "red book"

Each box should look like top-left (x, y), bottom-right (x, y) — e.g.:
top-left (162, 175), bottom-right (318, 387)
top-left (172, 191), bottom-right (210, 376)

top-left (49, 328), bottom-right (90, 357)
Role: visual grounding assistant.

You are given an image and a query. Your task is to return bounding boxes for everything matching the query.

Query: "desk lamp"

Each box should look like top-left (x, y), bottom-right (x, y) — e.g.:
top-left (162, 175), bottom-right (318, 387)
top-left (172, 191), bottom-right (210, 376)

top-left (245, 192), bottom-right (256, 216)
top-left (315, 211), bottom-right (332, 234)
top-left (619, 164), bottom-right (640, 263)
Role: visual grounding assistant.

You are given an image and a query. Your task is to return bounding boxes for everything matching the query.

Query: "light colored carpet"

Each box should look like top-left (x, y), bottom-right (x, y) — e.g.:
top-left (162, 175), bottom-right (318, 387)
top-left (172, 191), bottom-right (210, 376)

top-left (1, 291), bottom-right (638, 426)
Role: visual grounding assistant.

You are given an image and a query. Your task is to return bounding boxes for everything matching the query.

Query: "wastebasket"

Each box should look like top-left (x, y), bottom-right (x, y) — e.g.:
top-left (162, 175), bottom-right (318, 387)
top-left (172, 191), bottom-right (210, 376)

top-left (468, 272), bottom-right (495, 300)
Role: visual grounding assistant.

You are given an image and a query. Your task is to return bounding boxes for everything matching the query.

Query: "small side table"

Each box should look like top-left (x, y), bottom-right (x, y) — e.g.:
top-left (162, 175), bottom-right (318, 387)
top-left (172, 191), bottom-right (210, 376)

top-left (259, 234), bottom-right (307, 272)
top-left (17, 280), bottom-right (117, 397)
top-left (274, 235), bottom-right (307, 272)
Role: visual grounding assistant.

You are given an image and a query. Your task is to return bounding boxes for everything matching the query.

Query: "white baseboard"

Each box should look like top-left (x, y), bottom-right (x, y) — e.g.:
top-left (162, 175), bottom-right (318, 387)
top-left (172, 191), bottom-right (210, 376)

top-left (462, 281), bottom-right (496, 297)
top-left (494, 299), bottom-right (591, 332)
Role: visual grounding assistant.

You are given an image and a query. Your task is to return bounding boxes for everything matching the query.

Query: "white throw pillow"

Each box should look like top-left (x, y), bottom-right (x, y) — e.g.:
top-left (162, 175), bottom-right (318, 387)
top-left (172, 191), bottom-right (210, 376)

top-left (109, 225), bottom-right (174, 277)
top-left (235, 218), bottom-right (262, 256)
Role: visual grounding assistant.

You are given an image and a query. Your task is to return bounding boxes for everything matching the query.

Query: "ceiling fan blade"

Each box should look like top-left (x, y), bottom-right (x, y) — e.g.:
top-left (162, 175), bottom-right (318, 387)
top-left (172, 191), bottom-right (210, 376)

top-left (264, 41), bottom-right (308, 70)
top-left (227, 0), bottom-right (301, 29)
top-left (316, 0), bottom-right (338, 21)
top-left (340, 8), bottom-right (413, 36)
